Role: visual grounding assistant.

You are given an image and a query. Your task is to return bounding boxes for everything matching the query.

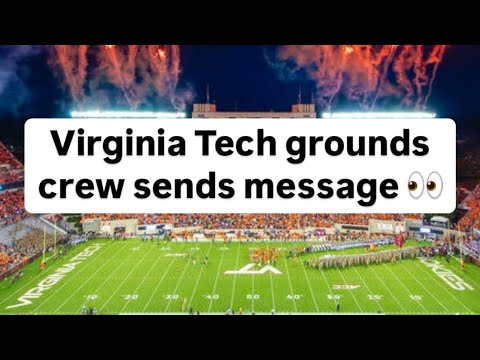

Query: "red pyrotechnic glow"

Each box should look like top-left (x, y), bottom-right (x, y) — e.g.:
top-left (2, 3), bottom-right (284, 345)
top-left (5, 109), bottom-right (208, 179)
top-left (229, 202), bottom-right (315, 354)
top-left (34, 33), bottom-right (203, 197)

top-left (157, 48), bottom-right (167, 60)
top-left (276, 45), bottom-right (447, 110)
top-left (50, 45), bottom-right (186, 110)
top-left (52, 45), bottom-right (88, 105)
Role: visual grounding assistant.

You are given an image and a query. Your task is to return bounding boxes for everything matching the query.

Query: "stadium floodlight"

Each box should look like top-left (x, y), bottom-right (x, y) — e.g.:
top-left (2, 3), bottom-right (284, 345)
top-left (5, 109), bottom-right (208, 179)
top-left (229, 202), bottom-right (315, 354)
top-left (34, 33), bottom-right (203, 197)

top-left (70, 111), bottom-right (186, 119)
top-left (321, 112), bottom-right (436, 119)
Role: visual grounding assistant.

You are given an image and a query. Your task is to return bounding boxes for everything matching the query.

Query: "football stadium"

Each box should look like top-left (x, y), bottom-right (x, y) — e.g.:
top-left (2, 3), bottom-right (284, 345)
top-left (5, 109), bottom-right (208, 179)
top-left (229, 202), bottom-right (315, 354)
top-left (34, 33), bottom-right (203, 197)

top-left (1, 108), bottom-right (479, 315)
top-left (1, 45), bottom-right (479, 315)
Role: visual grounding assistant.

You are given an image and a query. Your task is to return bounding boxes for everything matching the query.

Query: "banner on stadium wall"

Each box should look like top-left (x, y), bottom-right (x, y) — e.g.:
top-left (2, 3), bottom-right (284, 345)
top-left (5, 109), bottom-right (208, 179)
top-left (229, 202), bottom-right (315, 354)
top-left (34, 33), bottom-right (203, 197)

top-left (82, 218), bottom-right (101, 233)
top-left (369, 219), bottom-right (405, 234)
top-left (100, 219), bottom-right (138, 236)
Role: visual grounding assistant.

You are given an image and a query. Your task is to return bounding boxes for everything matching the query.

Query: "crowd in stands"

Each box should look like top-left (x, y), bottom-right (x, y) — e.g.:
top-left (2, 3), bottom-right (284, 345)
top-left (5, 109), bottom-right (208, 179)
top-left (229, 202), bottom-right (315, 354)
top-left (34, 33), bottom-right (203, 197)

top-left (0, 227), bottom-right (65, 277)
top-left (0, 142), bottom-right (22, 172)
top-left (0, 169), bottom-right (23, 184)
top-left (83, 213), bottom-right (422, 229)
top-left (0, 242), bottom-right (29, 277)
top-left (465, 239), bottom-right (480, 256)
top-left (456, 183), bottom-right (480, 232)
top-left (456, 182), bottom-right (471, 204)
top-left (0, 141), bottom-right (26, 226)
top-left (0, 189), bottom-right (27, 226)
top-left (12, 229), bottom-right (59, 256)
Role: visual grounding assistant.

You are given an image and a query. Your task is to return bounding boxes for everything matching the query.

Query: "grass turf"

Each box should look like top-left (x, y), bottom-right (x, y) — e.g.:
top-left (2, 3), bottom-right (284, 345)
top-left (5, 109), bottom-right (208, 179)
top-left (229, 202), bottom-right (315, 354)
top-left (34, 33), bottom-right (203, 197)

top-left (0, 238), bottom-right (479, 315)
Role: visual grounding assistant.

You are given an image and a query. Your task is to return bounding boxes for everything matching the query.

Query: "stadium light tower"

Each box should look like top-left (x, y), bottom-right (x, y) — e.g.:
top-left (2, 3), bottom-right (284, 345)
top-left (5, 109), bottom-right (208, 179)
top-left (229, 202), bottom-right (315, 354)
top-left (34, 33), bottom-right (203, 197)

top-left (70, 110), bottom-right (186, 119)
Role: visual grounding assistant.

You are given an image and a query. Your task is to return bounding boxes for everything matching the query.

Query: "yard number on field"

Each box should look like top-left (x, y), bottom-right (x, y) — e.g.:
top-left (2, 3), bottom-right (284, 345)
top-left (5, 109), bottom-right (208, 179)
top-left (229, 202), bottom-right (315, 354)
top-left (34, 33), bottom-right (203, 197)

top-left (204, 294), bottom-right (220, 300)
top-left (287, 294), bottom-right (303, 300)
top-left (124, 294), bottom-right (139, 300)
top-left (165, 294), bottom-right (179, 300)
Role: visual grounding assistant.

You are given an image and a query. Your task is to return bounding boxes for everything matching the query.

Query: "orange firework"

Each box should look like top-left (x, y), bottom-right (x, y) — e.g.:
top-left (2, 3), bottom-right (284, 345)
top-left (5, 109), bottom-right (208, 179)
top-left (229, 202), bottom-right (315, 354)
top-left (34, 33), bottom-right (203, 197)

top-left (276, 45), bottom-right (447, 110)
top-left (157, 48), bottom-right (167, 60)
top-left (50, 44), bottom-right (185, 110)
top-left (52, 45), bottom-right (89, 105)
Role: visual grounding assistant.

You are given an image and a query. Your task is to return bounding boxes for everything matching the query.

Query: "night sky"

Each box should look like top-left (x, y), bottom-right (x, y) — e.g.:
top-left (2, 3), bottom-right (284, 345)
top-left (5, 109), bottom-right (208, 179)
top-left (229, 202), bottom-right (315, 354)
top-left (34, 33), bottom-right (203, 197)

top-left (1, 45), bottom-right (480, 143)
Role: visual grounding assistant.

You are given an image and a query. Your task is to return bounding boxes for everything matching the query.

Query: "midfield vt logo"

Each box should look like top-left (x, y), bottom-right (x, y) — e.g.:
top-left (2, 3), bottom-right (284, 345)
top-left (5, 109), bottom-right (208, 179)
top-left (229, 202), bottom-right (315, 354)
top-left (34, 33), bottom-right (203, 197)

top-left (224, 263), bottom-right (282, 275)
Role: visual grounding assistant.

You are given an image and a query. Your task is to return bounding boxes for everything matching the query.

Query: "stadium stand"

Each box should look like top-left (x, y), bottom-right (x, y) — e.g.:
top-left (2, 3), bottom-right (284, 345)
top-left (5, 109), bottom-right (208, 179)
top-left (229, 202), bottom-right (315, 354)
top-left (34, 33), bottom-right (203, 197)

top-left (0, 141), bottom-right (26, 226)
top-left (0, 217), bottom-right (61, 278)
top-left (456, 183), bottom-right (480, 232)
top-left (465, 239), bottom-right (480, 256)
top-left (0, 189), bottom-right (27, 226)
top-left (83, 213), bottom-right (421, 229)
top-left (0, 141), bottom-right (22, 172)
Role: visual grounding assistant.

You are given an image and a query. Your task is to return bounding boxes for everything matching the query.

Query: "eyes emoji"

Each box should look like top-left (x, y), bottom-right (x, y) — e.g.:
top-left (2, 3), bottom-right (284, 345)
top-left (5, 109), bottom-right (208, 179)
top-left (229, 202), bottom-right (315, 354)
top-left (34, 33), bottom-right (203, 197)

top-left (408, 172), bottom-right (424, 199)
top-left (408, 172), bottom-right (443, 199)
top-left (426, 172), bottom-right (443, 198)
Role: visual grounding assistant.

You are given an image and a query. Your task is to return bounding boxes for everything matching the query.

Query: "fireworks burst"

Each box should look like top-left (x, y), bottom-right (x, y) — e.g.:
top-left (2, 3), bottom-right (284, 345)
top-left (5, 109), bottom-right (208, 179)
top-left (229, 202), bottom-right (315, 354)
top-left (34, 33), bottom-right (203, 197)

top-left (50, 45), bottom-right (186, 110)
top-left (275, 45), bottom-right (447, 110)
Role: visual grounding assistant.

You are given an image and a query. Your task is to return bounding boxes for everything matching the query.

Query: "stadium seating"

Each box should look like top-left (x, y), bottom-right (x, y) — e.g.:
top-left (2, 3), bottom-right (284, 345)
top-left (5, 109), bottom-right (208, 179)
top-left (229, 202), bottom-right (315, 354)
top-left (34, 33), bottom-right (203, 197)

top-left (82, 213), bottom-right (421, 229)
top-left (0, 141), bottom-right (26, 226)
top-left (0, 189), bottom-right (27, 226)
top-left (465, 240), bottom-right (480, 255)
top-left (0, 141), bottom-right (22, 172)
top-left (457, 183), bottom-right (480, 232)
top-left (0, 216), bottom-right (59, 277)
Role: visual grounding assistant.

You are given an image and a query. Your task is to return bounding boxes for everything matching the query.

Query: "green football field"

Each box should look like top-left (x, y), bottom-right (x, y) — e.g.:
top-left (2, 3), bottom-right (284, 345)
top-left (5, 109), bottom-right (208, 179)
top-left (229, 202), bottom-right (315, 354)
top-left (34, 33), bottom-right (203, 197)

top-left (0, 238), bottom-right (479, 315)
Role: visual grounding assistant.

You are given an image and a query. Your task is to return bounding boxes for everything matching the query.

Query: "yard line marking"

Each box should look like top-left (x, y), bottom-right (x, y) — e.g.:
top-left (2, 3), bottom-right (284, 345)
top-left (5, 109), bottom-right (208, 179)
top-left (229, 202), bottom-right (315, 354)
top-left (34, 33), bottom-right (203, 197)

top-left (187, 242), bottom-right (214, 311)
top-left (0, 241), bottom-right (110, 308)
top-left (334, 266), bottom-right (363, 312)
top-left (366, 266), bottom-right (407, 313)
top-left (98, 243), bottom-right (154, 313)
top-left (143, 242), bottom-right (189, 312)
top-left (397, 261), bottom-right (449, 313)
top-left (350, 266), bottom-right (385, 313)
top-left (412, 260), bottom-right (473, 314)
top-left (281, 250), bottom-right (298, 313)
top-left (324, 249), bottom-right (364, 313)
top-left (207, 244), bottom-right (227, 313)
top-left (327, 248), bottom-right (364, 312)
top-left (48, 242), bottom-right (130, 314)
top-left (269, 264), bottom-right (276, 312)
top-left (315, 257), bottom-right (338, 312)
top-left (164, 250), bottom-right (192, 312)
top-left (251, 262), bottom-right (255, 311)
top-left (300, 261), bottom-right (319, 313)
top-left (119, 243), bottom-right (169, 313)
top-left (381, 263), bottom-right (429, 313)
top-left (229, 242), bottom-right (242, 309)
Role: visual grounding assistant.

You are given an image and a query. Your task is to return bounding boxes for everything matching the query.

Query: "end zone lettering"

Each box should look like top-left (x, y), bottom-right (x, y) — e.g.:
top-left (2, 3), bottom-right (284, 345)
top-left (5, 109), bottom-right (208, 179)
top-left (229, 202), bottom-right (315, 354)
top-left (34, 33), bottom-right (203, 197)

top-left (6, 244), bottom-right (103, 309)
